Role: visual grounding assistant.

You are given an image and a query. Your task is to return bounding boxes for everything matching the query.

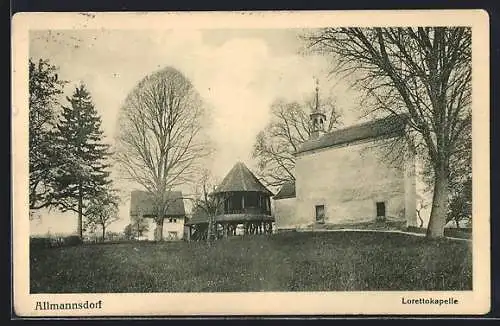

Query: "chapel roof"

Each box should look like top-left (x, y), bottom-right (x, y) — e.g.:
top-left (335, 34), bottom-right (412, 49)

top-left (273, 180), bottom-right (296, 200)
top-left (213, 162), bottom-right (274, 196)
top-left (129, 190), bottom-right (186, 218)
top-left (296, 113), bottom-right (408, 155)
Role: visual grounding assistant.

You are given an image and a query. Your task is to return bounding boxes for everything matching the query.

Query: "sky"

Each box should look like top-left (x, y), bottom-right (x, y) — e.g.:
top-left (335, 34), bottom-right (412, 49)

top-left (29, 28), bottom-right (362, 235)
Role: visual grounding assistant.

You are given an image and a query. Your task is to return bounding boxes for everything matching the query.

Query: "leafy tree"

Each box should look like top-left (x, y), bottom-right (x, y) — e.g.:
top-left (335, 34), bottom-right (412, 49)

top-left (85, 188), bottom-right (120, 241)
top-left (123, 224), bottom-right (134, 240)
top-left (447, 174), bottom-right (472, 228)
top-left (305, 27), bottom-right (471, 238)
top-left (130, 216), bottom-right (149, 238)
top-left (29, 58), bottom-right (66, 209)
top-left (253, 94), bottom-right (341, 188)
top-left (52, 84), bottom-right (112, 239)
top-left (115, 67), bottom-right (210, 241)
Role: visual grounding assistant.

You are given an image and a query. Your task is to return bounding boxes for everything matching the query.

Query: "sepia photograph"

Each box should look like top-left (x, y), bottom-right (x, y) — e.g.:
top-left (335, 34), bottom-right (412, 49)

top-left (12, 10), bottom-right (490, 316)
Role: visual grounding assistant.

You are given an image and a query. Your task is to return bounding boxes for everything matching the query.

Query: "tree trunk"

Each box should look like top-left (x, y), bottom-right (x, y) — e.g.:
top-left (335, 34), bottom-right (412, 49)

top-left (426, 169), bottom-right (449, 238)
top-left (102, 224), bottom-right (106, 242)
top-left (207, 216), bottom-right (214, 244)
top-left (77, 183), bottom-right (83, 239)
top-left (154, 217), bottom-right (164, 241)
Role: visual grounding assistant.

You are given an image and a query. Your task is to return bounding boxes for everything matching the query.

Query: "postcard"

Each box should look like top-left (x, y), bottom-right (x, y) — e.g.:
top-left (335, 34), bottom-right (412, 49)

top-left (12, 10), bottom-right (490, 316)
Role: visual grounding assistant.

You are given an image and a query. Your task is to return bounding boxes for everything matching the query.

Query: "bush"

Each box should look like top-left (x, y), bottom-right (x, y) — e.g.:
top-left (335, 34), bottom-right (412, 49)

top-left (30, 235), bottom-right (83, 250)
top-left (63, 235), bottom-right (83, 246)
top-left (30, 237), bottom-right (52, 250)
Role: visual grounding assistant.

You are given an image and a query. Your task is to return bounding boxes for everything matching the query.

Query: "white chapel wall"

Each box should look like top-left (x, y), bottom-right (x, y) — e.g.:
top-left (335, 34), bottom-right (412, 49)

top-left (274, 197), bottom-right (297, 229)
top-left (295, 139), bottom-right (407, 226)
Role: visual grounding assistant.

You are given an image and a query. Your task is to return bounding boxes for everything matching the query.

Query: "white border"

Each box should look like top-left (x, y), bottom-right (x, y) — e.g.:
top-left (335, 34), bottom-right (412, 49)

top-left (12, 10), bottom-right (490, 316)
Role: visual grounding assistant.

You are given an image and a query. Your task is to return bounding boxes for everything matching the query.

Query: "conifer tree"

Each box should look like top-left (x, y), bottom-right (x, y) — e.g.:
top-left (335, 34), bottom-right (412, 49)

top-left (29, 58), bottom-right (66, 210)
top-left (52, 84), bottom-right (112, 239)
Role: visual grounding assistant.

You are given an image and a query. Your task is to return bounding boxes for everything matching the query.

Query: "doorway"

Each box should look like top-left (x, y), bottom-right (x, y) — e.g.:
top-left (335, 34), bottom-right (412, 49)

top-left (376, 202), bottom-right (386, 218)
top-left (315, 205), bottom-right (325, 223)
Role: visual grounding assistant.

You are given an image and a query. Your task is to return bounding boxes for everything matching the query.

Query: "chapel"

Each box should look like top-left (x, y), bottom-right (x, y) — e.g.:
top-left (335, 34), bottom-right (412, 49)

top-left (273, 83), bottom-right (418, 231)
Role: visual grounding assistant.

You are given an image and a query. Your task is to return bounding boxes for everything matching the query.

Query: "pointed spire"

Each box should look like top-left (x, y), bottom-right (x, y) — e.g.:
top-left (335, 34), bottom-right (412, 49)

top-left (310, 77), bottom-right (326, 140)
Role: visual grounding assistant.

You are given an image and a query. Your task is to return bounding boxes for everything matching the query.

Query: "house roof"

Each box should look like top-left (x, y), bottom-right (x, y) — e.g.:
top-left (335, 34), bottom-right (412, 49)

top-left (213, 162), bottom-right (274, 196)
top-left (130, 190), bottom-right (186, 217)
top-left (273, 181), bottom-right (296, 200)
top-left (185, 209), bottom-right (209, 225)
top-left (296, 113), bottom-right (408, 155)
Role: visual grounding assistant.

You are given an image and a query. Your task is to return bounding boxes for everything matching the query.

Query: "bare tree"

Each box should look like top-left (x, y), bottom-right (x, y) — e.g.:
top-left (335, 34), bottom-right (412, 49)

top-left (305, 27), bottom-right (471, 238)
top-left (190, 169), bottom-right (227, 245)
top-left (115, 67), bottom-right (209, 241)
top-left (252, 95), bottom-right (341, 187)
top-left (416, 198), bottom-right (428, 228)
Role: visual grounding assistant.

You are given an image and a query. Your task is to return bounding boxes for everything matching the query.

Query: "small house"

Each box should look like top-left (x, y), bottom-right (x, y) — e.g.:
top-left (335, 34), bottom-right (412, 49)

top-left (129, 190), bottom-right (186, 241)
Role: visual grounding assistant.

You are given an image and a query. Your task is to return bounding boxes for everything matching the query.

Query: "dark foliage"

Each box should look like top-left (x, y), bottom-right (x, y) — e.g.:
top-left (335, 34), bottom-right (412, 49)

top-left (28, 58), bottom-right (66, 209)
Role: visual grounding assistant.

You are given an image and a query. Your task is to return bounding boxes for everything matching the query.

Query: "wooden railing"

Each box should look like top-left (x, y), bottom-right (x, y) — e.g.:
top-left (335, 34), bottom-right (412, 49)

top-left (223, 207), bottom-right (271, 215)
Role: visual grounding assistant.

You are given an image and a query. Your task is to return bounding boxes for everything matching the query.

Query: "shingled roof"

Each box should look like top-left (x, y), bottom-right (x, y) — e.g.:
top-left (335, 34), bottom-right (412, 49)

top-left (129, 190), bottom-right (186, 218)
top-left (274, 181), bottom-right (296, 200)
top-left (214, 162), bottom-right (273, 196)
top-left (296, 114), bottom-right (408, 155)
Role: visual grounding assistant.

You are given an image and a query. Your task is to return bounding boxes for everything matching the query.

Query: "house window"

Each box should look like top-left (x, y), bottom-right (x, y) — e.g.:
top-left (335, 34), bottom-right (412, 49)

top-left (376, 202), bottom-right (386, 218)
top-left (167, 231), bottom-right (178, 240)
top-left (315, 205), bottom-right (325, 223)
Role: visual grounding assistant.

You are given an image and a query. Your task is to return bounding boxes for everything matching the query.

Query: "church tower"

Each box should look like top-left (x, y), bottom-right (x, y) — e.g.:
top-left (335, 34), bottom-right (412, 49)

top-left (310, 78), bottom-right (326, 140)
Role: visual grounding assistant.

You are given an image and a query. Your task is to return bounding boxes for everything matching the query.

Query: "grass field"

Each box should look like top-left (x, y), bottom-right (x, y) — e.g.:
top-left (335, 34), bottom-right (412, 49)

top-left (30, 231), bottom-right (472, 293)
